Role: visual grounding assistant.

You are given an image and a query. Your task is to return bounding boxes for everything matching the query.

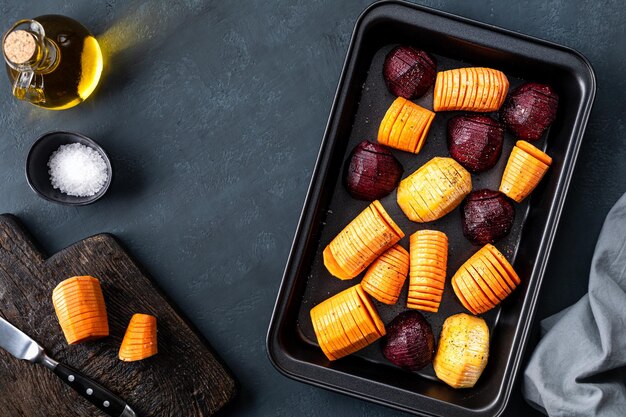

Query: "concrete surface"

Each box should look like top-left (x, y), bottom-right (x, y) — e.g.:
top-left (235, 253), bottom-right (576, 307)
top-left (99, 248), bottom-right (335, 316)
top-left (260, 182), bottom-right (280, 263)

top-left (0, 0), bottom-right (624, 416)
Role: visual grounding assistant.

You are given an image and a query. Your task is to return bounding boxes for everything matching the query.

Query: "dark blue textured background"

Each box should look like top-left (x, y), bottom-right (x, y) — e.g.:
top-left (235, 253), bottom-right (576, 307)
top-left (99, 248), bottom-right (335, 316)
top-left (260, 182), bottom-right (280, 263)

top-left (0, 1), bottom-right (624, 416)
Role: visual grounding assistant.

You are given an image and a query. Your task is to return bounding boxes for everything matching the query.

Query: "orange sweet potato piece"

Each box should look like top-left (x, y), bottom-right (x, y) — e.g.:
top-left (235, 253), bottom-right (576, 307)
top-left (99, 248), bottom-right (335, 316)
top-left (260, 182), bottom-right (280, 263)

top-left (451, 245), bottom-right (520, 314)
top-left (433, 67), bottom-right (508, 112)
top-left (119, 314), bottom-right (158, 362)
top-left (379, 99), bottom-right (435, 154)
top-left (323, 201), bottom-right (404, 279)
top-left (52, 276), bottom-right (109, 345)
top-left (378, 97), bottom-right (407, 143)
top-left (310, 285), bottom-right (385, 360)
top-left (499, 140), bottom-right (551, 202)
top-left (407, 230), bottom-right (448, 313)
top-left (361, 245), bottom-right (409, 304)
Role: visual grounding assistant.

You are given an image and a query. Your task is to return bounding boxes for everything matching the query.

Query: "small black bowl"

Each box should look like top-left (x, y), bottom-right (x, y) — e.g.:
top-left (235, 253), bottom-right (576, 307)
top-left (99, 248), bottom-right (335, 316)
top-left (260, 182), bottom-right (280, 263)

top-left (26, 131), bottom-right (113, 205)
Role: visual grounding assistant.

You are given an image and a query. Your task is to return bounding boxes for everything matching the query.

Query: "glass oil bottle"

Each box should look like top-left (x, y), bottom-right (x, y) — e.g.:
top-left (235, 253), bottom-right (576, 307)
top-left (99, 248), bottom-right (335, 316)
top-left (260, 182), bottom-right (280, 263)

top-left (2, 15), bottom-right (103, 110)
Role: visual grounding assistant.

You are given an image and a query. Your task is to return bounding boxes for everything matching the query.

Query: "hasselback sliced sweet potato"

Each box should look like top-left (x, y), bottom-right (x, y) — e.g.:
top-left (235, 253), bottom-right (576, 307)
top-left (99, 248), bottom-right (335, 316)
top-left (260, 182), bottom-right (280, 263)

top-left (499, 140), bottom-right (552, 202)
top-left (388, 101), bottom-right (413, 149)
top-left (52, 276), bottom-right (109, 345)
top-left (433, 67), bottom-right (509, 112)
top-left (408, 230), bottom-right (448, 312)
top-left (433, 314), bottom-right (489, 388)
top-left (324, 200), bottom-right (404, 279)
top-left (310, 285), bottom-right (386, 360)
top-left (378, 96), bottom-right (406, 143)
top-left (119, 314), bottom-right (158, 362)
top-left (397, 157), bottom-right (472, 223)
top-left (451, 244), bottom-right (519, 314)
top-left (378, 97), bottom-right (435, 154)
top-left (361, 244), bottom-right (409, 304)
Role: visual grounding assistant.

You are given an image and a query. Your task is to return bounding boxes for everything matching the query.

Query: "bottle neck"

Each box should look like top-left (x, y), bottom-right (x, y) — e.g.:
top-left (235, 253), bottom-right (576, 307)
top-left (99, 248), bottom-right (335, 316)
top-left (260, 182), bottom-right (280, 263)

top-left (2, 19), bottom-right (60, 104)
top-left (3, 19), bottom-right (59, 74)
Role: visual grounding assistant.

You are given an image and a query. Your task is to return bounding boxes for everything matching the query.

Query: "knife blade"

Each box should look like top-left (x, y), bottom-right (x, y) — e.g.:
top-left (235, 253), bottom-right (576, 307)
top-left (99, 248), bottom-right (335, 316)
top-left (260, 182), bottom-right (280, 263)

top-left (0, 316), bottom-right (137, 417)
top-left (0, 315), bottom-right (45, 362)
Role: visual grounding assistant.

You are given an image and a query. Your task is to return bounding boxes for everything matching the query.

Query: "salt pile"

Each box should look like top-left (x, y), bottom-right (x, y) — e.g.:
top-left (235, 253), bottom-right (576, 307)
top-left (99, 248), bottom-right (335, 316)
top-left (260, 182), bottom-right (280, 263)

top-left (48, 143), bottom-right (108, 197)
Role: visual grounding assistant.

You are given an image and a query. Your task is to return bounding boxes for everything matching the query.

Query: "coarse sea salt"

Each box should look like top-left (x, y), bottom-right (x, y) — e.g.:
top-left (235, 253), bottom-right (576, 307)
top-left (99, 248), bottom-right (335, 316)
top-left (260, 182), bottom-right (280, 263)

top-left (48, 143), bottom-right (108, 197)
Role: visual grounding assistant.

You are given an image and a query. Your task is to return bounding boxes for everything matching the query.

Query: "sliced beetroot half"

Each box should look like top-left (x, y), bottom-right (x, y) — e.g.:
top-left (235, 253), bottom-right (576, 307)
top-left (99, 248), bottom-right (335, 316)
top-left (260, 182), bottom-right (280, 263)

top-left (383, 46), bottom-right (437, 99)
top-left (462, 189), bottom-right (515, 245)
top-left (343, 140), bottom-right (403, 201)
top-left (500, 82), bottom-right (559, 141)
top-left (382, 310), bottom-right (435, 371)
top-left (447, 115), bottom-right (504, 173)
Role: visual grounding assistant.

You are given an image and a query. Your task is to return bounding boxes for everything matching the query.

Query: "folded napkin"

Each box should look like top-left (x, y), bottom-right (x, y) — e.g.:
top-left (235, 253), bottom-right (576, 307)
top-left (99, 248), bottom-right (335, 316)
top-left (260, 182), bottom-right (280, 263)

top-left (523, 192), bottom-right (626, 416)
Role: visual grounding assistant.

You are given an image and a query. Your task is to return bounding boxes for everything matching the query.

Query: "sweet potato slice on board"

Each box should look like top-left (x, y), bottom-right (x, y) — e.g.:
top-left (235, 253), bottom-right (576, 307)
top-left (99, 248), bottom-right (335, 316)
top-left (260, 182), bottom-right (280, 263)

top-left (52, 276), bottom-right (109, 345)
top-left (119, 314), bottom-right (158, 362)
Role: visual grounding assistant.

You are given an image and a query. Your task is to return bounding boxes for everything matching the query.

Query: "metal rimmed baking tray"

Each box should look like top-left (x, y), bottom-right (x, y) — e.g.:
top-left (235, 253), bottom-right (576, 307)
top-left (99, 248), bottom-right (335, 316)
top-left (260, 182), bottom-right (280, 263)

top-left (267, 1), bottom-right (595, 416)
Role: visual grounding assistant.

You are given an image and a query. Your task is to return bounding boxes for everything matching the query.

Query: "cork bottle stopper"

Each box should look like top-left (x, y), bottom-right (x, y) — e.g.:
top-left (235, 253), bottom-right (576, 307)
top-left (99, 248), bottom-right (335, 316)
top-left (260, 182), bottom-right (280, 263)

top-left (3, 30), bottom-right (37, 64)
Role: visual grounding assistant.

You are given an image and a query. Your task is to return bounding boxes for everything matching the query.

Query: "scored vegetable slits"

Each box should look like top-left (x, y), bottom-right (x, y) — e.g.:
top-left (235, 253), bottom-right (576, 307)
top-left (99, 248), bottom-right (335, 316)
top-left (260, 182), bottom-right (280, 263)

top-left (451, 244), bottom-right (520, 314)
top-left (310, 285), bottom-right (386, 361)
top-left (52, 276), bottom-right (109, 345)
top-left (433, 314), bottom-right (489, 389)
top-left (447, 115), bottom-right (504, 173)
top-left (433, 67), bottom-right (509, 112)
top-left (499, 140), bottom-right (552, 202)
top-left (408, 230), bottom-right (448, 313)
top-left (361, 244), bottom-right (409, 305)
top-left (378, 97), bottom-right (435, 154)
top-left (119, 313), bottom-right (158, 362)
top-left (383, 46), bottom-right (437, 99)
top-left (500, 82), bottom-right (559, 141)
top-left (397, 157), bottom-right (472, 223)
top-left (324, 200), bottom-right (404, 279)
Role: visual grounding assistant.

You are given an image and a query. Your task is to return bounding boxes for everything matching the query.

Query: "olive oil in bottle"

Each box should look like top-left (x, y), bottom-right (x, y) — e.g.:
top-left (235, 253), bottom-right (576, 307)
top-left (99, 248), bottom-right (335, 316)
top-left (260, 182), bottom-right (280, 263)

top-left (2, 15), bottom-right (103, 110)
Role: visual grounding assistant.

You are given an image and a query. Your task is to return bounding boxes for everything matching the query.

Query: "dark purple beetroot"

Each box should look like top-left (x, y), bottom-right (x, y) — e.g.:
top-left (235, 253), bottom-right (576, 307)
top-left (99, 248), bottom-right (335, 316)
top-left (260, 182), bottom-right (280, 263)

top-left (500, 82), bottom-right (559, 141)
top-left (462, 189), bottom-right (515, 245)
top-left (447, 115), bottom-right (504, 173)
top-left (344, 141), bottom-right (403, 201)
top-left (382, 311), bottom-right (435, 371)
top-left (383, 46), bottom-right (437, 99)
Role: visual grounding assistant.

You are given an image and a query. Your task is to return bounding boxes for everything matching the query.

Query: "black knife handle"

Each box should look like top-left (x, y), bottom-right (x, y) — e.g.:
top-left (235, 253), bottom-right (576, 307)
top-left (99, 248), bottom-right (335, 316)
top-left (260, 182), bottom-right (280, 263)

top-left (53, 362), bottom-right (133, 417)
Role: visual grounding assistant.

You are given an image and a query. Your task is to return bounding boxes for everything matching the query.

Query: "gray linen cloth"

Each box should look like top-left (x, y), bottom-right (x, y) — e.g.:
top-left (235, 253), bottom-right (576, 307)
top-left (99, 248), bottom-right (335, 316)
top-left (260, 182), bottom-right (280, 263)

top-left (523, 192), bottom-right (626, 416)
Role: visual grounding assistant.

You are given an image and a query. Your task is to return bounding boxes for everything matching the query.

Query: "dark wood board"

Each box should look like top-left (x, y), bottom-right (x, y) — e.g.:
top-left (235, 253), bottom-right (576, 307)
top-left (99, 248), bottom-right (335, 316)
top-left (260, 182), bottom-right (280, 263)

top-left (0, 214), bottom-right (236, 416)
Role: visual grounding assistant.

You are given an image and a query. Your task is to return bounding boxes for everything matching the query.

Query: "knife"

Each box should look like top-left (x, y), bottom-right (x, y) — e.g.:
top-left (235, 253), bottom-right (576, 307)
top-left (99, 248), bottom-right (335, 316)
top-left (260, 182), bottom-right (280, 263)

top-left (0, 316), bottom-right (136, 417)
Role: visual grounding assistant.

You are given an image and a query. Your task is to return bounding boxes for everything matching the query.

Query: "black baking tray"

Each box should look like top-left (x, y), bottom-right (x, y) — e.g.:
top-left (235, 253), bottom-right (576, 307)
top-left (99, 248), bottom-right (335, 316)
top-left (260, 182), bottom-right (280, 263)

top-left (267, 1), bottom-right (595, 416)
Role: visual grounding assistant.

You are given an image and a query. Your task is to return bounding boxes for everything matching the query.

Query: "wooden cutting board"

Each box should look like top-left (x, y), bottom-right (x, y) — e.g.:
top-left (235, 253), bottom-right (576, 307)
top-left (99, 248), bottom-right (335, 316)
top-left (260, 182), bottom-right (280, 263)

top-left (0, 214), bottom-right (236, 416)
